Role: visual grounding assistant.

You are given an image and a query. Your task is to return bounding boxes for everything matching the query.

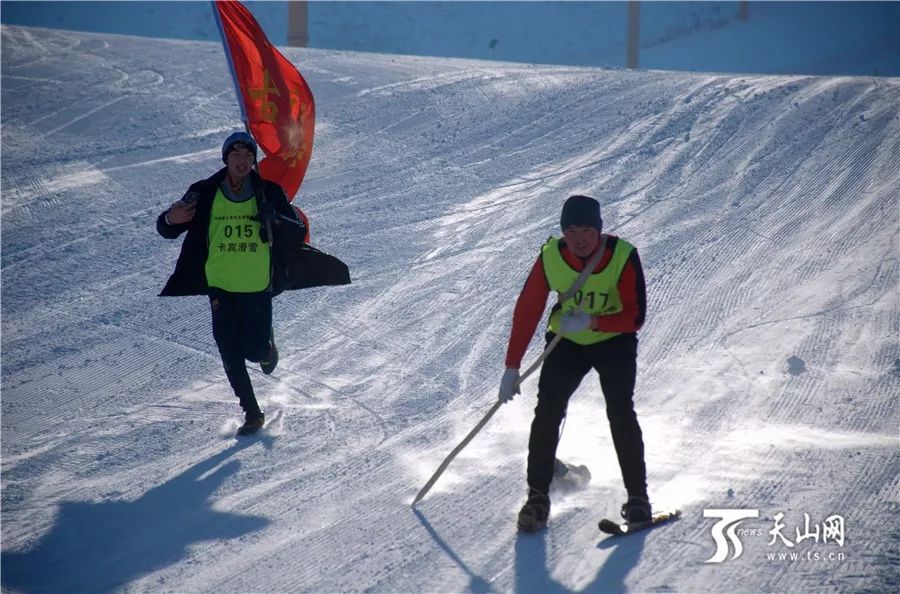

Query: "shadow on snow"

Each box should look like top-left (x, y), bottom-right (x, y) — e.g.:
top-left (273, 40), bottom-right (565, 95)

top-left (413, 505), bottom-right (649, 594)
top-left (1, 441), bottom-right (269, 593)
top-left (413, 508), bottom-right (493, 593)
top-left (514, 528), bottom-right (649, 593)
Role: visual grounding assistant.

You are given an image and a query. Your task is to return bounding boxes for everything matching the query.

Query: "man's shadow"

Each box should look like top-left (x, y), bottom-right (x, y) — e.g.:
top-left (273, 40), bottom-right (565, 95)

top-left (2, 441), bottom-right (269, 594)
top-left (514, 526), bottom-right (648, 594)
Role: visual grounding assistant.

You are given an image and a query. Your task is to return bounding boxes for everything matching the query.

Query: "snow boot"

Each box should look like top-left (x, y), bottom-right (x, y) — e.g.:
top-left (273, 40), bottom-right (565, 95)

top-left (517, 488), bottom-right (550, 532)
top-left (237, 412), bottom-right (265, 436)
top-left (621, 494), bottom-right (652, 523)
top-left (260, 329), bottom-right (278, 375)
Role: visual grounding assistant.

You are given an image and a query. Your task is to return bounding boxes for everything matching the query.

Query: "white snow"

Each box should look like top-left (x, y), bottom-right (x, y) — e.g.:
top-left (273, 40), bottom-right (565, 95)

top-left (2, 24), bottom-right (898, 594)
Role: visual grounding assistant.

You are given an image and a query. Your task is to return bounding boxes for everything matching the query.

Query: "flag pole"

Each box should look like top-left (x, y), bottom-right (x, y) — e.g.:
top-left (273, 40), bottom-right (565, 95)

top-left (212, 0), bottom-right (247, 124)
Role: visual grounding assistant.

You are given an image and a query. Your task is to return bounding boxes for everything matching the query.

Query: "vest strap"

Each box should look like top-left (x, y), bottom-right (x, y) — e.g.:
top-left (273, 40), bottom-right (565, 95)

top-left (557, 234), bottom-right (608, 305)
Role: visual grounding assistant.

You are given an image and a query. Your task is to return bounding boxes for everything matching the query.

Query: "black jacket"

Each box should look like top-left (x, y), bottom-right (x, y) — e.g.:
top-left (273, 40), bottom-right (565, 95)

top-left (157, 168), bottom-right (350, 296)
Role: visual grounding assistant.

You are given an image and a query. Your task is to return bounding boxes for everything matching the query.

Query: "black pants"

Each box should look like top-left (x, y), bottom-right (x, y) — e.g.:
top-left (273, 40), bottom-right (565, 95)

top-left (527, 333), bottom-right (647, 498)
top-left (208, 288), bottom-right (272, 416)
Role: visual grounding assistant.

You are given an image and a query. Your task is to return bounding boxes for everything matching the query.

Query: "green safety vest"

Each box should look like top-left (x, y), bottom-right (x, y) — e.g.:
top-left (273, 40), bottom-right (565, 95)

top-left (542, 236), bottom-right (634, 345)
top-left (205, 189), bottom-right (271, 292)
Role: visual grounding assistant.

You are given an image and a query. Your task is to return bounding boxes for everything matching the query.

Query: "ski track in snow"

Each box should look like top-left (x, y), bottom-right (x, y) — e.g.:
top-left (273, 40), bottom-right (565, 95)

top-left (1, 25), bottom-right (898, 594)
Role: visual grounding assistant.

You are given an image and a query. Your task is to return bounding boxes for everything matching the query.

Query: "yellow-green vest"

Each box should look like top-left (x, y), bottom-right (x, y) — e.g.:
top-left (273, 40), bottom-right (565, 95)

top-left (205, 189), bottom-right (271, 292)
top-left (542, 236), bottom-right (634, 345)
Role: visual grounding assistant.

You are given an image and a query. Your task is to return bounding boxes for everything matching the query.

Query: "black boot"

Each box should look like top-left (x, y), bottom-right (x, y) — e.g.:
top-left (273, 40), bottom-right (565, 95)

top-left (237, 411), bottom-right (265, 436)
top-left (517, 488), bottom-right (551, 532)
top-left (260, 328), bottom-right (278, 375)
top-left (621, 494), bottom-right (652, 523)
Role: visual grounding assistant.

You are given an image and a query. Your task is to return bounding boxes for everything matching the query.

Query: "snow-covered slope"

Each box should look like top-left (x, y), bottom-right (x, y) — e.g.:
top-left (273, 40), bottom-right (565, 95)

top-left (1, 26), bottom-right (898, 593)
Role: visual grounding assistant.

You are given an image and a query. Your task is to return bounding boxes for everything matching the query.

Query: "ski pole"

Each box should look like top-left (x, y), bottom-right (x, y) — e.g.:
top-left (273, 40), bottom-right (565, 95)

top-left (411, 333), bottom-right (563, 507)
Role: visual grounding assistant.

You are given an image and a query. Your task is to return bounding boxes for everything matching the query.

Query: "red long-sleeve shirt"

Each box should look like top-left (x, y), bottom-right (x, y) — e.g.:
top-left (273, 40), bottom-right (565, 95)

top-left (504, 235), bottom-right (647, 368)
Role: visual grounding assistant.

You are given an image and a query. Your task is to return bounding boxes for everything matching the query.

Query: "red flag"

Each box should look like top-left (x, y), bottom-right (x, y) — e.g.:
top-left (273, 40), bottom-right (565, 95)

top-left (214, 0), bottom-right (314, 201)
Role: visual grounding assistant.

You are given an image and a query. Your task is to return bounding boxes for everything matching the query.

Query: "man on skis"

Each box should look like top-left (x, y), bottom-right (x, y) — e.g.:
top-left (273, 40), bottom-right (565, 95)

top-left (498, 195), bottom-right (650, 531)
top-left (156, 132), bottom-right (303, 436)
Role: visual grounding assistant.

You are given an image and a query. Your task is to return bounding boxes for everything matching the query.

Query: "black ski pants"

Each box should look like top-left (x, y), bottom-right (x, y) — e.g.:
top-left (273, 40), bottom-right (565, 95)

top-left (527, 332), bottom-right (647, 498)
top-left (208, 288), bottom-right (272, 416)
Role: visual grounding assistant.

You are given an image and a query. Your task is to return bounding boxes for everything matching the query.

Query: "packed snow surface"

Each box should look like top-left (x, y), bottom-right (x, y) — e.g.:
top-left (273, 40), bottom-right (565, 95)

top-left (1, 25), bottom-right (898, 593)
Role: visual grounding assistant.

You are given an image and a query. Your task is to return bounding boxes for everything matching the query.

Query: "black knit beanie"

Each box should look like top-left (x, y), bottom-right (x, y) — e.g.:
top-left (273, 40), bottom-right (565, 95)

top-left (222, 131), bottom-right (259, 164)
top-left (560, 195), bottom-right (603, 232)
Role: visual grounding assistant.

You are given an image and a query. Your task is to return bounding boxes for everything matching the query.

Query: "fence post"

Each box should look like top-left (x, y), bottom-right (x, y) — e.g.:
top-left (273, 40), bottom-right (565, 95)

top-left (627, 1), bottom-right (640, 69)
top-left (288, 1), bottom-right (309, 47)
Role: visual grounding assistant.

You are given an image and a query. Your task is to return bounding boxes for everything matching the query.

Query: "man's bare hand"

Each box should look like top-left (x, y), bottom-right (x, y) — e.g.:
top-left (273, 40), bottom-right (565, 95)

top-left (167, 193), bottom-right (198, 224)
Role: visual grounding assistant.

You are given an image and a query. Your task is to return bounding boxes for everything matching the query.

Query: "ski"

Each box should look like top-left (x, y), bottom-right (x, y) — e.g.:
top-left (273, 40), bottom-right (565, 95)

top-left (598, 509), bottom-right (681, 536)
